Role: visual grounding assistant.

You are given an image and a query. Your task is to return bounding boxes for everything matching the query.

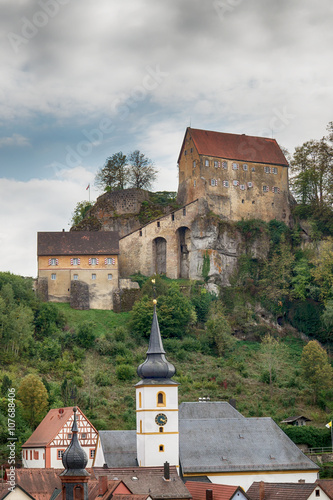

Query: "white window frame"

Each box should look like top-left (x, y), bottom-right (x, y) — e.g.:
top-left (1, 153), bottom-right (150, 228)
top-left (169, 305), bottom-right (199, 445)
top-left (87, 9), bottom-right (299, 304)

top-left (73, 274), bottom-right (78, 280)
top-left (263, 185), bottom-right (269, 192)
top-left (50, 258), bottom-right (57, 266)
top-left (264, 166), bottom-right (271, 173)
top-left (232, 162), bottom-right (239, 170)
top-left (272, 167), bottom-right (278, 174)
top-left (223, 180), bottom-right (229, 187)
top-left (205, 159), bottom-right (209, 167)
top-left (222, 161), bottom-right (228, 169)
top-left (92, 274), bottom-right (96, 280)
top-left (211, 179), bottom-right (218, 186)
top-left (233, 180), bottom-right (239, 187)
top-left (243, 164), bottom-right (248, 171)
top-left (193, 160), bottom-right (196, 168)
top-left (240, 184), bottom-right (246, 190)
top-left (108, 274), bottom-right (113, 280)
top-left (51, 274), bottom-right (56, 280)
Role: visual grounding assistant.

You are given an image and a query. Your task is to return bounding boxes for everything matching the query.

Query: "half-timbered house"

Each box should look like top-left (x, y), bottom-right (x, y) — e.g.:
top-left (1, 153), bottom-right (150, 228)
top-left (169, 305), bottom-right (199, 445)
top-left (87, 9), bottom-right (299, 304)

top-left (21, 407), bottom-right (98, 469)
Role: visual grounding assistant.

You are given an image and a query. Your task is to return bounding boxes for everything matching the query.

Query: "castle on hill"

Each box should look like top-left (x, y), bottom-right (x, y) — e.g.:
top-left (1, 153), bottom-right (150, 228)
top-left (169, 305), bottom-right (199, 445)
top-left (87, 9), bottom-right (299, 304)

top-left (37, 127), bottom-right (291, 309)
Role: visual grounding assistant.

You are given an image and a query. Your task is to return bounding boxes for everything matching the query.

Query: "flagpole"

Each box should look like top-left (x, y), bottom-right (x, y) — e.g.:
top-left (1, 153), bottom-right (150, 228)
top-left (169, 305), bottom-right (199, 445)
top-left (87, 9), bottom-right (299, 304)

top-left (89, 185), bottom-right (90, 203)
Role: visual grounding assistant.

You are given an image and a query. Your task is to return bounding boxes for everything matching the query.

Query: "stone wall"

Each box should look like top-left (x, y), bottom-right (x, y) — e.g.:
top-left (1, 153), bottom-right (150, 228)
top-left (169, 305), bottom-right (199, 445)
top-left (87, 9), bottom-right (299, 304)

top-left (36, 277), bottom-right (48, 302)
top-left (96, 188), bottom-right (149, 215)
top-left (70, 280), bottom-right (90, 310)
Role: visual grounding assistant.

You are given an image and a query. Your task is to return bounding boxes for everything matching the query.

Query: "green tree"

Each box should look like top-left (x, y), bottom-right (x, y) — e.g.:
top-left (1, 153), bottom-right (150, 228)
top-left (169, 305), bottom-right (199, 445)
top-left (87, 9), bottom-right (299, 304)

top-left (206, 302), bottom-right (235, 356)
top-left (291, 258), bottom-right (313, 301)
top-left (127, 150), bottom-right (158, 190)
top-left (311, 238), bottom-right (333, 302)
top-left (70, 200), bottom-right (93, 226)
top-left (95, 152), bottom-right (128, 191)
top-left (259, 334), bottom-right (288, 394)
top-left (17, 374), bottom-right (48, 428)
top-left (301, 340), bottom-right (333, 403)
top-left (77, 321), bottom-right (96, 348)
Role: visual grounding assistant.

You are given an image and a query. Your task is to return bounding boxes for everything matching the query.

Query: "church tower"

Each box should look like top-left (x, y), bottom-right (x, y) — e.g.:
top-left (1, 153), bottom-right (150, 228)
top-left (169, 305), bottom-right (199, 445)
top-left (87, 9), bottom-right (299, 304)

top-left (136, 301), bottom-right (179, 468)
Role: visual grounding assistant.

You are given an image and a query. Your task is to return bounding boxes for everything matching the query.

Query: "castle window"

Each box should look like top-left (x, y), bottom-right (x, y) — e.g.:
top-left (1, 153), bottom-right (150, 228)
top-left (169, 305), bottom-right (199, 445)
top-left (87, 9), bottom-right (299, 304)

top-left (247, 182), bottom-right (253, 188)
top-left (139, 230), bottom-right (142, 236)
top-left (159, 427), bottom-right (164, 433)
top-left (184, 150), bottom-right (187, 155)
top-left (92, 274), bottom-right (96, 280)
top-left (157, 221), bottom-right (160, 228)
top-left (242, 199), bottom-right (244, 204)
top-left (159, 445), bottom-right (165, 452)
top-left (49, 258), bottom-right (59, 266)
top-left (106, 257), bottom-right (116, 265)
top-left (211, 179), bottom-right (217, 186)
top-left (51, 274), bottom-right (56, 280)
top-left (194, 180), bottom-right (196, 187)
top-left (157, 391), bottom-right (166, 406)
top-left (272, 186), bottom-right (280, 193)
top-left (264, 166), bottom-right (271, 173)
top-left (252, 167), bottom-right (255, 172)
top-left (205, 159), bottom-right (209, 167)
top-left (171, 213), bottom-right (175, 221)
top-left (223, 180), bottom-right (229, 187)
top-left (193, 161), bottom-right (196, 169)
top-left (71, 258), bottom-right (79, 266)
top-left (232, 162), bottom-right (239, 170)
top-left (214, 160), bottom-right (219, 168)
top-left (272, 167), bottom-right (278, 174)
top-left (190, 148), bottom-right (193, 153)
top-left (108, 274), bottom-right (113, 280)
top-left (222, 161), bottom-right (228, 169)
top-left (243, 164), bottom-right (248, 171)
top-left (73, 274), bottom-right (78, 280)
top-left (263, 185), bottom-right (269, 192)
top-left (240, 184), bottom-right (246, 190)
top-left (233, 180), bottom-right (239, 187)
top-left (183, 208), bottom-right (186, 216)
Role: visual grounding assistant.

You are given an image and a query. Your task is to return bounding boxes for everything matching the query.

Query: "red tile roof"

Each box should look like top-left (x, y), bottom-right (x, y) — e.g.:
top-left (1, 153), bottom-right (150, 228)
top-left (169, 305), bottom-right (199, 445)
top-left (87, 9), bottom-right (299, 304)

top-left (22, 407), bottom-right (97, 448)
top-left (179, 128), bottom-right (288, 167)
top-left (185, 481), bottom-right (249, 500)
top-left (37, 231), bottom-right (119, 256)
top-left (246, 482), bottom-right (320, 500)
top-left (317, 480), bottom-right (333, 498)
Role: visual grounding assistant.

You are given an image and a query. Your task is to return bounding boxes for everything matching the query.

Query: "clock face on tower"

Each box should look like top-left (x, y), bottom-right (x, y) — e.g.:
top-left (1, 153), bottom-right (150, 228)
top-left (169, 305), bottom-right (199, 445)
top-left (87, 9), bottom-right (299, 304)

top-left (155, 413), bottom-right (168, 426)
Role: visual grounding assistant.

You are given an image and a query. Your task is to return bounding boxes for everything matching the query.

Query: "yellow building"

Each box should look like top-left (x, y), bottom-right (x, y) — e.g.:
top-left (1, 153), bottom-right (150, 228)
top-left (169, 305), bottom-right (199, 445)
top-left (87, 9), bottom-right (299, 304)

top-left (37, 231), bottom-right (119, 310)
top-left (177, 127), bottom-right (291, 223)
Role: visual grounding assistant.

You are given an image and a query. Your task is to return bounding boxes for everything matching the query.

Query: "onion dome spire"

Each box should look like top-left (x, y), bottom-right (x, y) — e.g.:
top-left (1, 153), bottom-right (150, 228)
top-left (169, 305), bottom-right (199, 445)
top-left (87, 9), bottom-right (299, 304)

top-left (137, 301), bottom-right (176, 381)
top-left (61, 407), bottom-right (89, 477)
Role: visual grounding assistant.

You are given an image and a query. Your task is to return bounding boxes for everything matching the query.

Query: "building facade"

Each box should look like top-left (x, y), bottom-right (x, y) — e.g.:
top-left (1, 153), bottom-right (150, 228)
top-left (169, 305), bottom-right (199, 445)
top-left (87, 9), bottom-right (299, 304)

top-left (37, 231), bottom-right (119, 310)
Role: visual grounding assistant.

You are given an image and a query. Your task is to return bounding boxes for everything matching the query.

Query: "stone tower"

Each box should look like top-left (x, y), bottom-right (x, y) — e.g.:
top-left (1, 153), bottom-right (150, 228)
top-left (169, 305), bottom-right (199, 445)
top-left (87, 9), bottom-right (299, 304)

top-left (136, 301), bottom-right (179, 468)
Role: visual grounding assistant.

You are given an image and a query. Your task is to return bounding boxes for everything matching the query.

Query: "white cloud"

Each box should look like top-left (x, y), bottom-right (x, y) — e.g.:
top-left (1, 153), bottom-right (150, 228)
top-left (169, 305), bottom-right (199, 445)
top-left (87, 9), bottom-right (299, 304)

top-left (0, 134), bottom-right (30, 148)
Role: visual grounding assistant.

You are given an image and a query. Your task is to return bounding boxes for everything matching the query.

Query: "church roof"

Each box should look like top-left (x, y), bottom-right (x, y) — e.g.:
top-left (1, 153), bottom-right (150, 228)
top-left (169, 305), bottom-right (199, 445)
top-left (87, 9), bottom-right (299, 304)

top-left (178, 128), bottom-right (289, 167)
top-left (179, 417), bottom-right (318, 474)
top-left (179, 402), bottom-right (244, 420)
top-left (61, 407), bottom-right (89, 476)
top-left (98, 431), bottom-right (137, 468)
top-left (37, 231), bottom-right (119, 256)
top-left (136, 305), bottom-right (176, 383)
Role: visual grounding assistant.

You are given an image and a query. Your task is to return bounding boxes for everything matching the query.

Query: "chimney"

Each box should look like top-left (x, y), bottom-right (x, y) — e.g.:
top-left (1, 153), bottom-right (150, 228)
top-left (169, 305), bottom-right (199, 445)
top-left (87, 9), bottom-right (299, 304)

top-left (259, 481), bottom-right (265, 500)
top-left (99, 476), bottom-right (108, 496)
top-left (206, 490), bottom-right (213, 500)
top-left (163, 461), bottom-right (170, 481)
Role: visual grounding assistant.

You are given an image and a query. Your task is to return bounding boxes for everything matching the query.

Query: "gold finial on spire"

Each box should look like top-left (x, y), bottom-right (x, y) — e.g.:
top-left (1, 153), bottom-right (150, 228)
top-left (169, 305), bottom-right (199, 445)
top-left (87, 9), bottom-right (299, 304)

top-left (153, 299), bottom-right (157, 305)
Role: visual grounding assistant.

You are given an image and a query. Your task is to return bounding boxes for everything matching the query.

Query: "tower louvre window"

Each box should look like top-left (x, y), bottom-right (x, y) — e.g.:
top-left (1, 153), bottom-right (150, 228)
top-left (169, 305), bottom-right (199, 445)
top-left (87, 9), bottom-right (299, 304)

top-left (157, 391), bottom-right (166, 407)
top-left (159, 445), bottom-right (165, 452)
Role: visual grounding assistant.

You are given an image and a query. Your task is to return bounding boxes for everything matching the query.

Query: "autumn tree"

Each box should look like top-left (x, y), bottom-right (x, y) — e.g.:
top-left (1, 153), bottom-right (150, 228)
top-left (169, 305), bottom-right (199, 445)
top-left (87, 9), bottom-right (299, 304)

top-left (95, 151), bottom-right (129, 191)
top-left (127, 150), bottom-right (158, 190)
top-left (301, 340), bottom-right (333, 403)
top-left (18, 374), bottom-right (48, 428)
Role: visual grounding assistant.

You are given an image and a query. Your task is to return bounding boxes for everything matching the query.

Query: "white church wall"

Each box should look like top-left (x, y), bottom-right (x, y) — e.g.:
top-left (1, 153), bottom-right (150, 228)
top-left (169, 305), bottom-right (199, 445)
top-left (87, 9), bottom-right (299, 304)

top-left (207, 471), bottom-right (319, 491)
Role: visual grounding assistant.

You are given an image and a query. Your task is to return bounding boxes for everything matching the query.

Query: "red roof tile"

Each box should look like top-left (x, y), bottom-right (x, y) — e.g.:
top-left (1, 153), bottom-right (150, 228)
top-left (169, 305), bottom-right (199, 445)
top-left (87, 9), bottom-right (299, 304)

top-left (37, 231), bottom-right (119, 256)
top-left (22, 407), bottom-right (97, 448)
top-left (246, 482), bottom-right (319, 500)
top-left (179, 128), bottom-right (288, 167)
top-left (317, 480), bottom-right (333, 498)
top-left (185, 481), bottom-right (249, 500)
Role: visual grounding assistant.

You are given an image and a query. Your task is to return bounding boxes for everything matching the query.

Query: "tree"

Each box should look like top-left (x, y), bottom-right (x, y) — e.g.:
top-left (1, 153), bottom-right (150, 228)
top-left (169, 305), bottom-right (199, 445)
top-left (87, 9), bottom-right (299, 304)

top-left (17, 374), bottom-right (48, 428)
top-left (311, 238), bottom-right (333, 302)
top-left (300, 340), bottom-right (333, 403)
top-left (127, 150), bottom-right (158, 190)
top-left (259, 334), bottom-right (288, 394)
top-left (206, 302), bottom-right (235, 356)
top-left (95, 152), bottom-right (128, 191)
top-left (70, 200), bottom-right (93, 226)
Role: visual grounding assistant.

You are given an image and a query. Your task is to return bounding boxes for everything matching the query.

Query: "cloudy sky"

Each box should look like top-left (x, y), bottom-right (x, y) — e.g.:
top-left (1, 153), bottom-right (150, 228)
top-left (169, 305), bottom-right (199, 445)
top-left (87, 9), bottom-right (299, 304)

top-left (1, 0), bottom-right (333, 277)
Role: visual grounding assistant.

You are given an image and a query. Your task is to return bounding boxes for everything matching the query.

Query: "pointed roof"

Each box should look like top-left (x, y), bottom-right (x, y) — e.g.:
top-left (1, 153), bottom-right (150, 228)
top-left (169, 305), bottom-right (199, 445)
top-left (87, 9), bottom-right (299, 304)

top-left (178, 128), bottom-right (289, 167)
top-left (22, 406), bottom-right (97, 448)
top-left (136, 304), bottom-right (176, 384)
top-left (61, 407), bottom-right (89, 477)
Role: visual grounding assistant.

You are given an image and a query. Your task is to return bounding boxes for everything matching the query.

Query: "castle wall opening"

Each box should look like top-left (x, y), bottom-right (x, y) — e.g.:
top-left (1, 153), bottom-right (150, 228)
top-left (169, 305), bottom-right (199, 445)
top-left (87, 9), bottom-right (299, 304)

top-left (177, 227), bottom-right (191, 278)
top-left (153, 237), bottom-right (167, 275)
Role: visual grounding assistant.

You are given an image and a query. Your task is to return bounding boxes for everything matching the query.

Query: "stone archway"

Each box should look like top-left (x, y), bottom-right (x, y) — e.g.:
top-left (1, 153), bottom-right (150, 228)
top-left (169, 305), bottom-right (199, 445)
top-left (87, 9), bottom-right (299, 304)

top-left (177, 226), bottom-right (191, 278)
top-left (153, 237), bottom-right (167, 275)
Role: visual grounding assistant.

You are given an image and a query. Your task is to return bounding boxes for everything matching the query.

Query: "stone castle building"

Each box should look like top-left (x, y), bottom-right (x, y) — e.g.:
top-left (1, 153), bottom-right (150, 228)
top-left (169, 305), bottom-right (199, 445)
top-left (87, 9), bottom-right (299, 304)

top-left (38, 127), bottom-right (291, 308)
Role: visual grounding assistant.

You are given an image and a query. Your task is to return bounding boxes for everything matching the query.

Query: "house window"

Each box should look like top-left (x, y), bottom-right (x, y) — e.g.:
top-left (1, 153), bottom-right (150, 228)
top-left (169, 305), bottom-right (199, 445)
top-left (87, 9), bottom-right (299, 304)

top-left (159, 445), bottom-right (164, 452)
top-left (240, 184), bottom-right (246, 190)
top-left (214, 160), bottom-right (218, 168)
top-left (243, 164), bottom-right (248, 171)
top-left (92, 274), bottom-right (96, 280)
top-left (232, 162), bottom-right (239, 170)
top-left (34, 451), bottom-right (39, 460)
top-left (263, 185), bottom-right (269, 192)
top-left (157, 391), bottom-right (166, 406)
top-left (90, 449), bottom-right (95, 459)
top-left (223, 180), bottom-right (229, 187)
top-left (315, 490), bottom-right (320, 497)
top-left (247, 182), bottom-right (253, 188)
top-left (73, 274), bottom-right (78, 280)
top-left (57, 450), bottom-right (65, 459)
top-left (272, 167), bottom-right (278, 174)
top-left (222, 161), bottom-right (228, 169)
top-left (108, 274), bottom-right (113, 280)
top-left (49, 258), bottom-right (58, 266)
top-left (193, 160), bottom-right (196, 168)
top-left (30, 450), bottom-right (32, 460)
top-left (205, 159), bottom-right (209, 167)
top-left (211, 179), bottom-right (217, 186)
top-left (81, 433), bottom-right (86, 439)
top-left (251, 167), bottom-right (255, 172)
top-left (91, 258), bottom-right (97, 265)
top-left (233, 180), bottom-right (239, 187)
top-left (51, 274), bottom-right (56, 280)
top-left (190, 148), bottom-right (193, 153)
top-left (184, 150), bottom-right (187, 156)
top-left (272, 186), bottom-right (280, 193)
top-left (264, 166), bottom-right (271, 173)
top-left (106, 258), bottom-right (116, 265)
top-left (68, 434), bottom-right (72, 439)
top-left (71, 258), bottom-right (80, 266)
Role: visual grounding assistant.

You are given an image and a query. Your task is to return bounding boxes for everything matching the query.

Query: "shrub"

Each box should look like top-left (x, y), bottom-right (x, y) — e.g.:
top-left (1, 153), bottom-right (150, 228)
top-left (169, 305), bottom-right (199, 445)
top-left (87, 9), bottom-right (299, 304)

top-left (77, 321), bottom-right (96, 348)
top-left (95, 371), bottom-right (112, 387)
top-left (116, 364), bottom-right (136, 381)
